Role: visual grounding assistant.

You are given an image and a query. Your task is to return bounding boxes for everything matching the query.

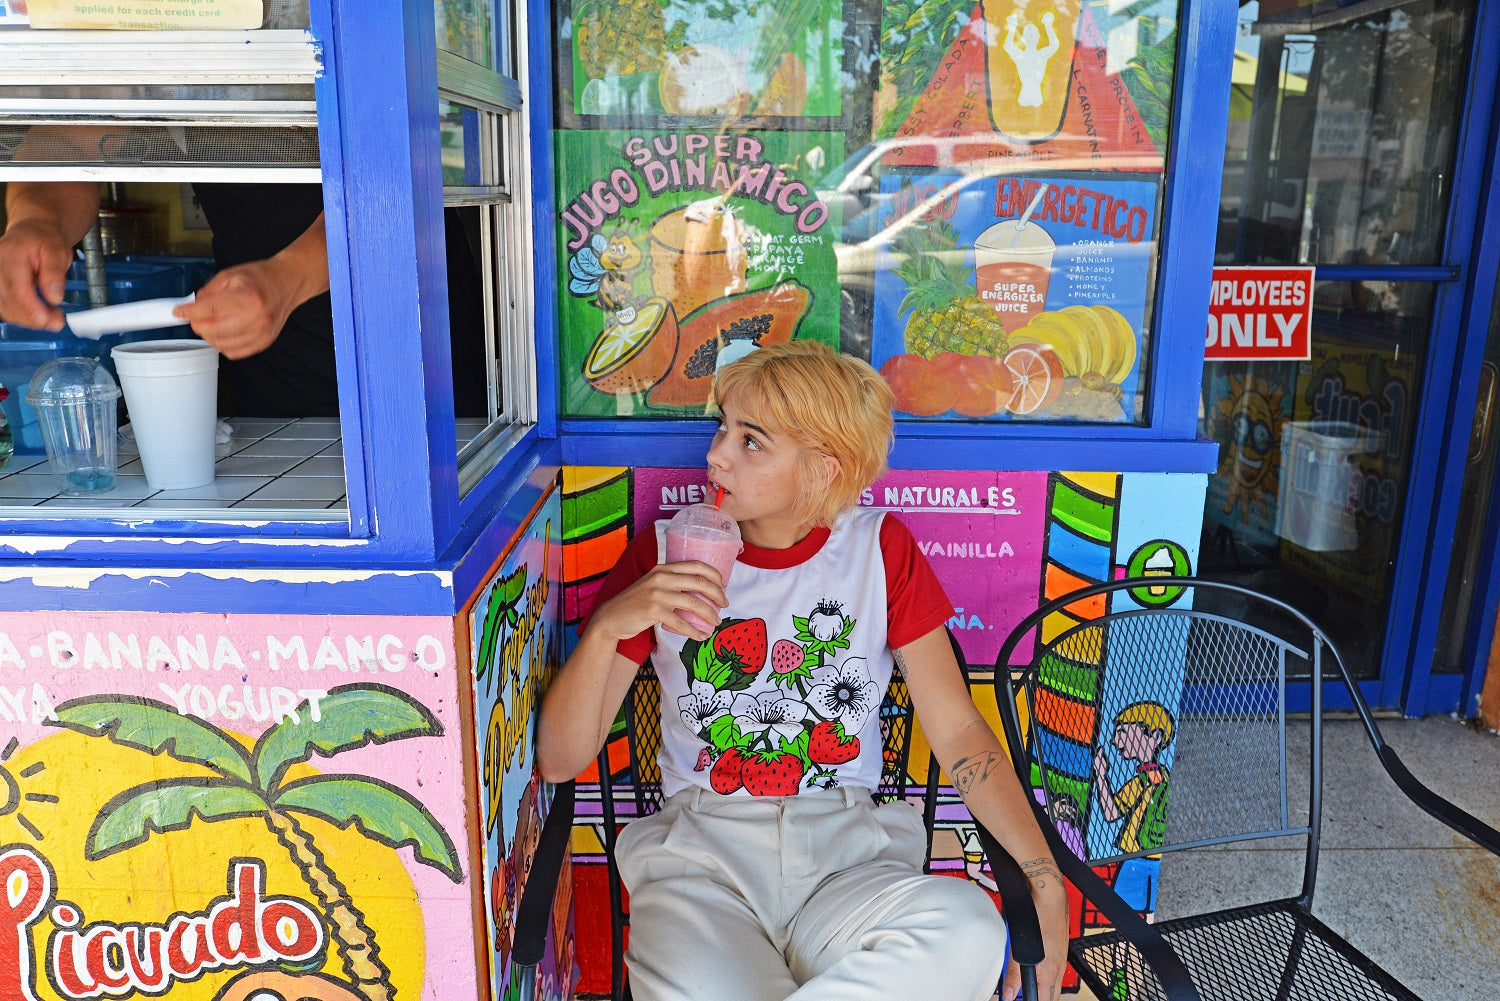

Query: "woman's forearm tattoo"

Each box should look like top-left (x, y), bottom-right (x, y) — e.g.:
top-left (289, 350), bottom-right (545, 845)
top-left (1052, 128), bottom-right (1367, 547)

top-left (1021, 857), bottom-right (1062, 891)
top-left (950, 750), bottom-right (1006, 796)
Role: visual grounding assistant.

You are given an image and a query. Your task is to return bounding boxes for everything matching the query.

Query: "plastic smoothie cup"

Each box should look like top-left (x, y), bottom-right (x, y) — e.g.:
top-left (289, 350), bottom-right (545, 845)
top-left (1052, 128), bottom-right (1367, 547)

top-left (664, 501), bottom-right (742, 634)
top-left (26, 357), bottom-right (121, 495)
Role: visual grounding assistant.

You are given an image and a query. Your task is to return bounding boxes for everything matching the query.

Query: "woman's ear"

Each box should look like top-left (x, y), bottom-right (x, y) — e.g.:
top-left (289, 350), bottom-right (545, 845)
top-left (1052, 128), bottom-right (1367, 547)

top-left (820, 452), bottom-right (841, 489)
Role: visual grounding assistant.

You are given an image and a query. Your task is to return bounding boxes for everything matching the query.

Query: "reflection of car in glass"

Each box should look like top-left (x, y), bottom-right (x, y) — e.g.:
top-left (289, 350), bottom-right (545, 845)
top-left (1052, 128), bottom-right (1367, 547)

top-left (815, 137), bottom-right (1032, 244)
top-left (828, 148), bottom-right (1161, 421)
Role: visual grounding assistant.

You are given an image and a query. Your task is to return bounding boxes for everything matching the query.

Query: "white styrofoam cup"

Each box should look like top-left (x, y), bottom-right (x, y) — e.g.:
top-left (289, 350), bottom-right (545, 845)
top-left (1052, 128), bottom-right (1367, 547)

top-left (110, 339), bottom-right (219, 490)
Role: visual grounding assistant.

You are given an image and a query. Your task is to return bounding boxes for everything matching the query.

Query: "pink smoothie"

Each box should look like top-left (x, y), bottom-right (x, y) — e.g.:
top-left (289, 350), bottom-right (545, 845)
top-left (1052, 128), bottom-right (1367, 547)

top-left (665, 519), bottom-right (740, 634)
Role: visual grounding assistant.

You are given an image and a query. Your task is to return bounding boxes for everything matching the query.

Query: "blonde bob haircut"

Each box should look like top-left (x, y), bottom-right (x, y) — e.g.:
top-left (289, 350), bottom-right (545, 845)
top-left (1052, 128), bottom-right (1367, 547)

top-left (713, 340), bottom-right (895, 528)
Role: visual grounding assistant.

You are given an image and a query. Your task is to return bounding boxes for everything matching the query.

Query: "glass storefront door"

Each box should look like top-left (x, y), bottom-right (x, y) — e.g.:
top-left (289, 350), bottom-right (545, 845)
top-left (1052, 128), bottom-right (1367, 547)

top-left (1200, 0), bottom-right (1475, 695)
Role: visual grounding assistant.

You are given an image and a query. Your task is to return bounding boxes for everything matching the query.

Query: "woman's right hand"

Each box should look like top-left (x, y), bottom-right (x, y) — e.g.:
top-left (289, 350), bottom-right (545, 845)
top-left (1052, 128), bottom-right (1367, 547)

top-left (588, 560), bottom-right (728, 643)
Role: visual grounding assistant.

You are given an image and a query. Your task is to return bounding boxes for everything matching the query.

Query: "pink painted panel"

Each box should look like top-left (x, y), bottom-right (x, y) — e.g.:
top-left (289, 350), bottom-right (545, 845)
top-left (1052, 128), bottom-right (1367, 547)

top-left (631, 467), bottom-right (1049, 668)
top-left (0, 610), bottom-right (475, 1001)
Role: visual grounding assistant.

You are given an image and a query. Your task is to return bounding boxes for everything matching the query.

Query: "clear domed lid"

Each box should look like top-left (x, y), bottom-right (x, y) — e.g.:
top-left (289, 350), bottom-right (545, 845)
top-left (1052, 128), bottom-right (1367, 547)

top-left (25, 356), bottom-right (121, 406)
top-left (668, 501), bottom-right (740, 538)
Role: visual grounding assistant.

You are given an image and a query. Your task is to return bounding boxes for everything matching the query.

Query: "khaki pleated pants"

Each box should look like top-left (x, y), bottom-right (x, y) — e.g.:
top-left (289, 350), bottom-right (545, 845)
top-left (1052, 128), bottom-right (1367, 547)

top-left (615, 786), bottom-right (1009, 1001)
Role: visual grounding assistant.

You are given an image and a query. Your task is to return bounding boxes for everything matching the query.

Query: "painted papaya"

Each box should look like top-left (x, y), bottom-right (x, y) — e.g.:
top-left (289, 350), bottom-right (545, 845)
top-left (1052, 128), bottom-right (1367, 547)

top-left (647, 280), bottom-right (814, 411)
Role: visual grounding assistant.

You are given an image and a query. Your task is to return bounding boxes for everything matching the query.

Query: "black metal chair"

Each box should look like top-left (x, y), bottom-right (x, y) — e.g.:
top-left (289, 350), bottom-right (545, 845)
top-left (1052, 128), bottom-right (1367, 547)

top-left (993, 576), bottom-right (1500, 1001)
top-left (515, 632), bottom-right (1045, 999)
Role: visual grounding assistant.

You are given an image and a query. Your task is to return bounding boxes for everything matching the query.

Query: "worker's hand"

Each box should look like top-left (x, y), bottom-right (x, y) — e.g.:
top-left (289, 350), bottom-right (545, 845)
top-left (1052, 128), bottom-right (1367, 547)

top-left (174, 257), bottom-right (306, 359)
top-left (175, 211), bottom-right (329, 359)
top-left (0, 218), bottom-right (74, 332)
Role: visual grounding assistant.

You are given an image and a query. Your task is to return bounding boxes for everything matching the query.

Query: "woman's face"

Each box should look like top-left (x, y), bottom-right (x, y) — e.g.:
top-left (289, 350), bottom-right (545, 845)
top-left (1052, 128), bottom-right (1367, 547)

top-left (706, 392), bottom-right (819, 547)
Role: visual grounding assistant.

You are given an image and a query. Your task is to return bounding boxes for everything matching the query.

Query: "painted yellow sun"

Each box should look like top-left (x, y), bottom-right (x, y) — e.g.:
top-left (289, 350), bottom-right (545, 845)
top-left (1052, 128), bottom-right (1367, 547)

top-left (0, 730), bottom-right (427, 1001)
top-left (1213, 374), bottom-right (1286, 521)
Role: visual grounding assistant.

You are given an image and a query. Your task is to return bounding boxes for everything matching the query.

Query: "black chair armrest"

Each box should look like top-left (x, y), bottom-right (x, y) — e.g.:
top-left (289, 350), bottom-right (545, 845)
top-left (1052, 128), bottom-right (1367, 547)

top-left (512, 779), bottom-right (577, 969)
top-left (1329, 649), bottom-right (1500, 857)
top-left (974, 822), bottom-right (1043, 1001)
top-left (1028, 800), bottom-right (1203, 1001)
top-left (1375, 745), bottom-right (1500, 855)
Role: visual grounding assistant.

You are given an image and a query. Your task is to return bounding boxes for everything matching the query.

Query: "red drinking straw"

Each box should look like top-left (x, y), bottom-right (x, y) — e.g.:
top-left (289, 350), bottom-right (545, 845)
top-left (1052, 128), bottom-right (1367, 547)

top-left (714, 485), bottom-right (725, 510)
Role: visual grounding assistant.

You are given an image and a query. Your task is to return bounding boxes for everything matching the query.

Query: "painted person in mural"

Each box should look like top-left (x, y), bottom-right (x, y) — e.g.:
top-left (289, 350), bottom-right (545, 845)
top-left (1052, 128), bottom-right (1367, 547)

top-left (1091, 700), bottom-right (1172, 908)
top-left (539, 341), bottom-right (1069, 1001)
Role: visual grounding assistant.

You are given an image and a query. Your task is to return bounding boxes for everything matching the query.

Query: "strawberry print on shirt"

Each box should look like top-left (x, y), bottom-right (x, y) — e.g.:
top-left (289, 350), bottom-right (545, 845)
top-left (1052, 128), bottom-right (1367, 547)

top-left (587, 508), bottom-right (953, 800)
top-left (678, 599), bottom-right (878, 794)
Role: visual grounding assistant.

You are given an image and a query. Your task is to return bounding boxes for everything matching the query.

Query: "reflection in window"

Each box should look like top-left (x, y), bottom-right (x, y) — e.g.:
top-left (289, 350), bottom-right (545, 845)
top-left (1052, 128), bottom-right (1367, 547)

top-left (1218, 0), bottom-right (1472, 267)
top-left (1200, 281), bottom-right (1433, 680)
top-left (551, 0), bottom-right (1179, 424)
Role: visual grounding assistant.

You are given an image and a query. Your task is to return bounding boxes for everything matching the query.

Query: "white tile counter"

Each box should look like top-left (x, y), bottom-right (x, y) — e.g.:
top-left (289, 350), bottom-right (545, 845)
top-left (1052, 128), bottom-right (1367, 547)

top-left (0, 417), bottom-right (348, 520)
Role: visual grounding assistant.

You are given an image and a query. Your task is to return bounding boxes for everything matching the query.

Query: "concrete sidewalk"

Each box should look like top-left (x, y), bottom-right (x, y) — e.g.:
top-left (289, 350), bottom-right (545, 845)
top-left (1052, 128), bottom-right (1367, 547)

top-left (1071, 715), bottom-right (1500, 1000)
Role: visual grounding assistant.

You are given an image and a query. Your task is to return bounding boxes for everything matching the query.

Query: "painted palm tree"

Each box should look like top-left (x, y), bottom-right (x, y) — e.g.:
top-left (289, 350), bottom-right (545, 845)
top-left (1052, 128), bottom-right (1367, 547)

top-left (50, 683), bottom-right (463, 1001)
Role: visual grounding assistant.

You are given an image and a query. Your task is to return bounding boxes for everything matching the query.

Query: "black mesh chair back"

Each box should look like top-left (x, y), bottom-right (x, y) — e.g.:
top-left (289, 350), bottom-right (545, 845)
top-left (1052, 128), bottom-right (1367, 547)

top-left (1006, 589), bottom-right (1312, 867)
top-left (993, 576), bottom-right (1500, 1001)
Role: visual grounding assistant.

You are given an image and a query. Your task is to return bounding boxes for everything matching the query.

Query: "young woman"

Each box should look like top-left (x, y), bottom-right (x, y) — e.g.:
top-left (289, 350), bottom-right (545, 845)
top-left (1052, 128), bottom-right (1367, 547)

top-left (539, 341), bottom-right (1068, 1001)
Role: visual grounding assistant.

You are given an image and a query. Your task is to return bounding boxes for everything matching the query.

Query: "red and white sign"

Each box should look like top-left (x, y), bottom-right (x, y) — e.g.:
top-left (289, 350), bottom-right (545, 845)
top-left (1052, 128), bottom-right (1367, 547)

top-left (1204, 266), bottom-right (1315, 361)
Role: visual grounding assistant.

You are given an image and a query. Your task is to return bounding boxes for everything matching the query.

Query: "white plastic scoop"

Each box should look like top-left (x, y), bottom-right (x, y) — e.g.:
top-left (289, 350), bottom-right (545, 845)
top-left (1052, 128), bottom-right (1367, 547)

top-left (65, 294), bottom-right (196, 340)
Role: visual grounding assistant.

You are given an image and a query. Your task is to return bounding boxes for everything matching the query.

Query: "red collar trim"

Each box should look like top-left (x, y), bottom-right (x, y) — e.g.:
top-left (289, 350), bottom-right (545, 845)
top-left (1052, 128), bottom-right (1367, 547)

top-left (739, 525), bottom-right (831, 569)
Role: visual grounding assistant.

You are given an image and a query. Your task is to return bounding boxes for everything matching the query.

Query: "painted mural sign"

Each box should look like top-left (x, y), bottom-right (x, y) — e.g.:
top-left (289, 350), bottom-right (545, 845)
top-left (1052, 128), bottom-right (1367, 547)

top-left (878, 0), bottom-right (1172, 161)
top-left (870, 172), bottom-right (1156, 422)
top-left (556, 129), bottom-right (840, 417)
top-left (0, 612), bottom-right (474, 1001)
top-left (559, 0), bottom-right (843, 120)
top-left (465, 489), bottom-right (571, 1001)
top-left (555, 464), bottom-right (1205, 993)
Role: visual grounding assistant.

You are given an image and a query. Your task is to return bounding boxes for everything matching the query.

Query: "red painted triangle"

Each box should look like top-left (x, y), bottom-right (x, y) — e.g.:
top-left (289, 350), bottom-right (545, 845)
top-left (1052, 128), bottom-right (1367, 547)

top-left (890, 4), bottom-right (1161, 170)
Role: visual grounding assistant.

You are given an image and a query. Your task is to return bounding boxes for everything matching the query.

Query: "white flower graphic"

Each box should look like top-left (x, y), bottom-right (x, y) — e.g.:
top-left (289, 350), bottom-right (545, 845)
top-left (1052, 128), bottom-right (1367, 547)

top-left (678, 680), bottom-right (733, 734)
top-left (808, 657), bottom-right (879, 732)
top-left (732, 690), bottom-right (810, 747)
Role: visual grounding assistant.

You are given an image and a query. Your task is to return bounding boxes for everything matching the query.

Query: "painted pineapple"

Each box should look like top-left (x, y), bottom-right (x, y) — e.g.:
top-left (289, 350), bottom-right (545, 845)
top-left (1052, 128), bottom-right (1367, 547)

top-left (575, 0), bottom-right (676, 78)
top-left (895, 220), bottom-right (1009, 358)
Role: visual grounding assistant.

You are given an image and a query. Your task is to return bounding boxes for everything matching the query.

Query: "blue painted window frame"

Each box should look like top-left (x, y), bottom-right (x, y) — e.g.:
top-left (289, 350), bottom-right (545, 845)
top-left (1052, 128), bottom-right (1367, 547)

top-left (0, 0), bottom-right (1238, 598)
top-left (1368, 2), bottom-right (1500, 715)
top-left (555, 0), bottom-right (1233, 474)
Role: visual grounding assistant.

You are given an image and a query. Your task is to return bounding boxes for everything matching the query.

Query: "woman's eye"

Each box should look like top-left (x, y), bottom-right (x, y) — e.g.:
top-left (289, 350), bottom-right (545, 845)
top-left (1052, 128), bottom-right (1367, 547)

top-left (743, 435), bottom-right (762, 451)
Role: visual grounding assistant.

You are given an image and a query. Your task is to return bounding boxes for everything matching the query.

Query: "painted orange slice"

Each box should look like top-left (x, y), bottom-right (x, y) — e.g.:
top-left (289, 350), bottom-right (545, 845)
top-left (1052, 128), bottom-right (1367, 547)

top-left (1002, 343), bottom-right (1065, 415)
top-left (582, 297), bottom-right (680, 396)
top-left (659, 45), bottom-right (749, 116)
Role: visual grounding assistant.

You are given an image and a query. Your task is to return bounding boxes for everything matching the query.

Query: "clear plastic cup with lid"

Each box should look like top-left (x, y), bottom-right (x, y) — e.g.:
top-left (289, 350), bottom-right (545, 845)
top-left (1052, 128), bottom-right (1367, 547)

top-left (664, 501), bottom-right (742, 633)
top-left (25, 357), bottom-right (121, 495)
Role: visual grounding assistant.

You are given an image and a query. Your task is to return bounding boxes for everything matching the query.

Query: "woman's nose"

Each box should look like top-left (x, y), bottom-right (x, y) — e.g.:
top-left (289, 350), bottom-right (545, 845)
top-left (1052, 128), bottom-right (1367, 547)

top-left (706, 438), bottom-right (729, 469)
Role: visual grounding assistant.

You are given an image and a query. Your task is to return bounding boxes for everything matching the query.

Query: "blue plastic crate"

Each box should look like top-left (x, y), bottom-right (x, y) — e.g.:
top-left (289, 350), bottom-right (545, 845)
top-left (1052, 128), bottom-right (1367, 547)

top-left (0, 318), bottom-right (198, 455)
top-left (65, 259), bottom-right (179, 305)
top-left (109, 254), bottom-right (217, 296)
top-left (0, 323), bottom-right (104, 455)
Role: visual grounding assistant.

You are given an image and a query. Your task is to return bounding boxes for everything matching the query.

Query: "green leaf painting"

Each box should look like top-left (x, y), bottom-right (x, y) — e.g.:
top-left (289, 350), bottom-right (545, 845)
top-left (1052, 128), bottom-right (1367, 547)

top-left (278, 776), bottom-right (462, 880)
top-left (254, 685), bottom-right (443, 791)
top-left (53, 697), bottom-right (255, 783)
top-left (89, 780), bottom-right (268, 859)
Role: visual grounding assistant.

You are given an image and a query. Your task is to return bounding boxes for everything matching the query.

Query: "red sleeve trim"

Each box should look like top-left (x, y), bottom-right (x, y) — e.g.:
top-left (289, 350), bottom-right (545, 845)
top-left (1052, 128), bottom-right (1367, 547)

top-left (880, 513), bottom-right (956, 650)
top-left (578, 525), bottom-right (659, 665)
